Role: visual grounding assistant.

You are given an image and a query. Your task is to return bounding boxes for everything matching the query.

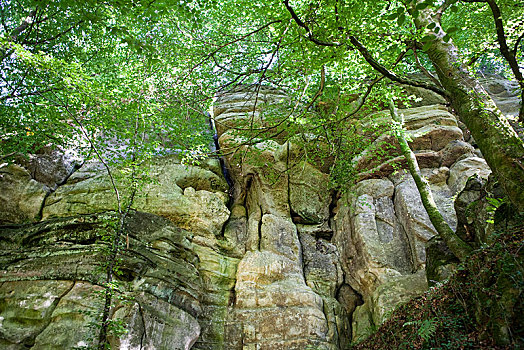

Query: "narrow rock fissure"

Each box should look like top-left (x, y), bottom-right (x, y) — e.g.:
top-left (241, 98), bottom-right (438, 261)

top-left (36, 160), bottom-right (84, 222)
top-left (228, 284), bottom-right (237, 307)
top-left (243, 175), bottom-right (253, 210)
top-left (329, 191), bottom-right (339, 221)
top-left (36, 191), bottom-right (51, 222)
top-left (286, 141), bottom-right (292, 219)
top-left (393, 186), bottom-right (418, 273)
top-left (137, 302), bottom-right (147, 350)
top-left (257, 205), bottom-right (263, 251)
top-left (208, 112), bottom-right (234, 207)
top-left (298, 235), bottom-right (309, 285)
top-left (389, 179), bottom-right (418, 272)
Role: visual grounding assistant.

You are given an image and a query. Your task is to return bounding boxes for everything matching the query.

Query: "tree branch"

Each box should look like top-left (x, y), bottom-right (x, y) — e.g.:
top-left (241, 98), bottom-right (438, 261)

top-left (389, 99), bottom-right (472, 261)
top-left (183, 20), bottom-right (282, 83)
top-left (9, 9), bottom-right (36, 39)
top-left (283, 0), bottom-right (342, 47)
top-left (305, 65), bottom-right (325, 111)
top-left (283, 0), bottom-right (447, 97)
top-left (23, 20), bottom-right (84, 45)
top-left (349, 35), bottom-right (449, 97)
top-left (412, 48), bottom-right (443, 88)
top-left (436, 0), bottom-right (454, 21)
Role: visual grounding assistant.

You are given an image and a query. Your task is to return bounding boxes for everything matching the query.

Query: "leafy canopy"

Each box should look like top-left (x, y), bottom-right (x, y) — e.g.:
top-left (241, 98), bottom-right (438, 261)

top-left (1, 0), bottom-right (522, 180)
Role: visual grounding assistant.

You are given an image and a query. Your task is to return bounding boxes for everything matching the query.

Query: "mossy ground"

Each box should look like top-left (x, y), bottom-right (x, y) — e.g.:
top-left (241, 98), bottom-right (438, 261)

top-left (353, 221), bottom-right (523, 350)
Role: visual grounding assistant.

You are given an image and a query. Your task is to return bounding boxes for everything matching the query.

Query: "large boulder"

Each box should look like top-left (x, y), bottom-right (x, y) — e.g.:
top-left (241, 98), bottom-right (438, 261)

top-left (0, 164), bottom-right (48, 224)
top-left (448, 156), bottom-right (492, 194)
top-left (351, 271), bottom-right (428, 342)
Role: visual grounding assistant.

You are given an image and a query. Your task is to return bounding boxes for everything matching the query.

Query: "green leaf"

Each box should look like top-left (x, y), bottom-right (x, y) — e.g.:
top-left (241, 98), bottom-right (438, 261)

top-left (443, 34), bottom-right (451, 42)
top-left (421, 34), bottom-right (436, 42)
top-left (416, 3), bottom-right (429, 10)
top-left (447, 26), bottom-right (459, 33)
top-left (422, 41), bottom-right (432, 51)
top-left (397, 14), bottom-right (406, 26)
top-left (387, 13), bottom-right (398, 20)
top-left (427, 22), bottom-right (436, 29)
top-left (450, 5), bottom-right (458, 12)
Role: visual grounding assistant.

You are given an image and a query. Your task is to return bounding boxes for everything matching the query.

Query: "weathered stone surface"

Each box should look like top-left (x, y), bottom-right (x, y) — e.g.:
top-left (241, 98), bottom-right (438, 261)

top-left (402, 73), bottom-right (520, 118)
top-left (42, 156), bottom-right (230, 239)
top-left (16, 146), bottom-right (82, 189)
top-left (114, 294), bottom-right (200, 350)
top-left (478, 74), bottom-right (521, 118)
top-left (0, 280), bottom-right (76, 349)
top-left (448, 156), bottom-right (492, 194)
top-left (351, 270), bottom-right (428, 342)
top-left (338, 179), bottom-right (413, 283)
top-left (332, 175), bottom-right (437, 342)
top-left (354, 104), bottom-right (464, 174)
top-left (213, 86), bottom-right (288, 137)
top-left (0, 279), bottom-right (201, 350)
top-left (1, 80), bottom-right (506, 349)
top-left (0, 210), bottom-right (205, 350)
top-left (438, 140), bottom-right (475, 167)
top-left (299, 231), bottom-right (342, 297)
top-left (214, 88), bottom-right (348, 349)
top-left (289, 161), bottom-right (332, 224)
top-left (213, 86), bottom-right (287, 116)
top-left (229, 250), bottom-right (333, 349)
top-left (0, 164), bottom-right (48, 224)
top-left (192, 245), bottom-right (239, 350)
top-left (334, 159), bottom-right (471, 342)
top-left (392, 169), bottom-right (456, 268)
top-left (401, 84), bottom-right (447, 107)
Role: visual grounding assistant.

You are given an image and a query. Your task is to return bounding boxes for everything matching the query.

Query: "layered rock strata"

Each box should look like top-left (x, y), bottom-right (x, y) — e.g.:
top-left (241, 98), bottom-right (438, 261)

top-left (0, 77), bottom-right (511, 348)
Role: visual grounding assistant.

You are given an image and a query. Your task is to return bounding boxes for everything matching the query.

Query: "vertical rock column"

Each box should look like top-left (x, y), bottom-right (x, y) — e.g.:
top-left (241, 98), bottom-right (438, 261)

top-left (214, 87), bottom-right (346, 350)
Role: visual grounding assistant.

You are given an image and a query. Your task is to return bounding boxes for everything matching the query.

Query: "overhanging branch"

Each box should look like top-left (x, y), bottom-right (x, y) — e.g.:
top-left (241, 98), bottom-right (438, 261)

top-left (283, 0), bottom-right (342, 47)
top-left (349, 36), bottom-right (449, 97)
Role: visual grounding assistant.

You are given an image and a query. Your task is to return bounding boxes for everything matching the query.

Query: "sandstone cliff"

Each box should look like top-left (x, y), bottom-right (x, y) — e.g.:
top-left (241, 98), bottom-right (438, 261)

top-left (0, 75), bottom-right (518, 349)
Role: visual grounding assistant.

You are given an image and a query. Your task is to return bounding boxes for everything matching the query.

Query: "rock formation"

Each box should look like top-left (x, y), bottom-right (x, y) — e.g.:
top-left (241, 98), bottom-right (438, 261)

top-left (0, 75), bottom-right (515, 349)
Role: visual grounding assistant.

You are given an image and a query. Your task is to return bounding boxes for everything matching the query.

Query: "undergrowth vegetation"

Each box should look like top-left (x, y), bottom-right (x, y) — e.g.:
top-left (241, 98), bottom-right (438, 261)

top-left (353, 219), bottom-right (523, 350)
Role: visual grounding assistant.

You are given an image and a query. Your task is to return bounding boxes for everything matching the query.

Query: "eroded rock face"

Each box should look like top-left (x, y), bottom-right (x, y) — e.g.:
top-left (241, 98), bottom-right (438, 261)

top-left (42, 156), bottom-right (230, 239)
top-left (0, 211), bottom-right (204, 349)
top-left (0, 152), bottom-right (229, 349)
top-left (213, 87), bottom-right (349, 349)
top-left (331, 100), bottom-right (493, 341)
top-left (478, 74), bottom-right (521, 119)
top-left (0, 81), bottom-right (500, 349)
top-left (0, 164), bottom-right (48, 224)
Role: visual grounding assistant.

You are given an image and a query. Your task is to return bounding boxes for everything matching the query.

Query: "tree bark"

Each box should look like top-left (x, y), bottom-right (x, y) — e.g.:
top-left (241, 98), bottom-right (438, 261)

top-left (389, 100), bottom-right (473, 261)
top-left (407, 0), bottom-right (524, 214)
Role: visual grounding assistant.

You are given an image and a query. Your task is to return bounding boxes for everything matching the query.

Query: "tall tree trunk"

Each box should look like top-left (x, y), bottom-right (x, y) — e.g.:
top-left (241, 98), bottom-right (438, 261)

top-left (389, 100), bottom-right (473, 261)
top-left (407, 1), bottom-right (524, 214)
